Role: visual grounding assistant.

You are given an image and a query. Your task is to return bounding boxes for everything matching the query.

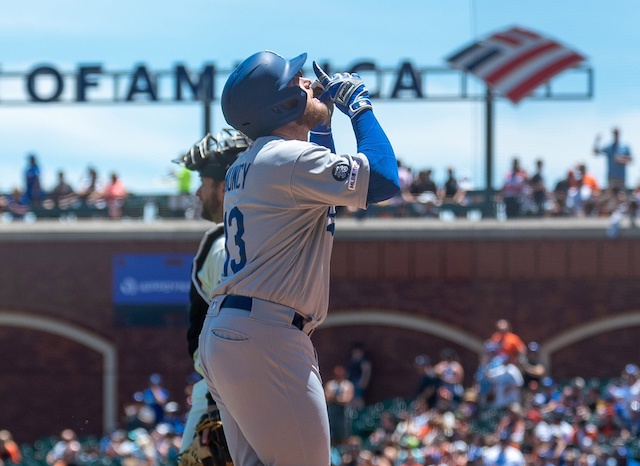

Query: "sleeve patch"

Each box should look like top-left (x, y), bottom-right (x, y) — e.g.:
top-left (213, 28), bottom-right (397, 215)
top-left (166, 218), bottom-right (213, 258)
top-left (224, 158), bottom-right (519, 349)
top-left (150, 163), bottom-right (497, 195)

top-left (348, 158), bottom-right (361, 191)
top-left (332, 163), bottom-right (350, 181)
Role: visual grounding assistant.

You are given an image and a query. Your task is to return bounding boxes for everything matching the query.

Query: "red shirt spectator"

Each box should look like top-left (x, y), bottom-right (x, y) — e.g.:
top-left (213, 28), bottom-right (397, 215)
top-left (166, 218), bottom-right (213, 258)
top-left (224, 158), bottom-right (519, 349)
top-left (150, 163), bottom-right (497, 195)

top-left (489, 319), bottom-right (527, 365)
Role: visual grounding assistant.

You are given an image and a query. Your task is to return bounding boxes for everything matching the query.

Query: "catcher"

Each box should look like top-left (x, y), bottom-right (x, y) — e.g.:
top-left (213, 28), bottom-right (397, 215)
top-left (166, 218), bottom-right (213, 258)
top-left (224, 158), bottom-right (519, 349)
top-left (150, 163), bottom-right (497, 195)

top-left (174, 129), bottom-right (251, 466)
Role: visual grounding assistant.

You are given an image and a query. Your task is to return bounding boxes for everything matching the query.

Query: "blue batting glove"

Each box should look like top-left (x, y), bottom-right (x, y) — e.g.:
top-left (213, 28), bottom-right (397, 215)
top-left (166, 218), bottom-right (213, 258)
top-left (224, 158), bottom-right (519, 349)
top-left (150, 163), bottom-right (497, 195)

top-left (313, 61), bottom-right (372, 119)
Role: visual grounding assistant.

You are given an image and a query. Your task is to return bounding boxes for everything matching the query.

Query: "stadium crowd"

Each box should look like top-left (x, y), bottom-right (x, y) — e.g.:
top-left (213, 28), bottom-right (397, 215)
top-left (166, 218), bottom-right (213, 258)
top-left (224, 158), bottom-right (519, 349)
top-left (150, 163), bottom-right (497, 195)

top-left (3, 320), bottom-right (638, 466)
top-left (2, 128), bottom-right (638, 224)
top-left (0, 156), bottom-right (129, 221)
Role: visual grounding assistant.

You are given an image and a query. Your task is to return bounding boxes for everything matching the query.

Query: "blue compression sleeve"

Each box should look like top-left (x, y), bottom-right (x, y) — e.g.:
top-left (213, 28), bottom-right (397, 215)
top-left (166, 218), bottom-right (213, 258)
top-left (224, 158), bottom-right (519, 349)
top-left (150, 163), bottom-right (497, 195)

top-left (352, 110), bottom-right (400, 204)
top-left (309, 129), bottom-right (336, 153)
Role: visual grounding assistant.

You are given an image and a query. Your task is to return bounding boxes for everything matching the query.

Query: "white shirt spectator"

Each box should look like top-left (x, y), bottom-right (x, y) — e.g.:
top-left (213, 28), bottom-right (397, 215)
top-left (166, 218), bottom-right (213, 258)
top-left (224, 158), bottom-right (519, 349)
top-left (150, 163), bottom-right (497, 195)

top-left (485, 358), bottom-right (524, 409)
top-left (482, 443), bottom-right (525, 466)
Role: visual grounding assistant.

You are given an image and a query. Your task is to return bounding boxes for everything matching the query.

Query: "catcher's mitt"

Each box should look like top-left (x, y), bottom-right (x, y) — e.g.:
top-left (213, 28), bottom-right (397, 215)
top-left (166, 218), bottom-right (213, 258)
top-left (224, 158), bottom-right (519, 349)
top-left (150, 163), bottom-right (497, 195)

top-left (179, 411), bottom-right (233, 466)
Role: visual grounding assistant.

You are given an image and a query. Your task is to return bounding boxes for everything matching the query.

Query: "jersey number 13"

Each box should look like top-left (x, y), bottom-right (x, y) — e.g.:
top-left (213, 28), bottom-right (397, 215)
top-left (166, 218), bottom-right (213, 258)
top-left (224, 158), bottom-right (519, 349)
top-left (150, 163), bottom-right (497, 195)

top-left (223, 207), bottom-right (247, 276)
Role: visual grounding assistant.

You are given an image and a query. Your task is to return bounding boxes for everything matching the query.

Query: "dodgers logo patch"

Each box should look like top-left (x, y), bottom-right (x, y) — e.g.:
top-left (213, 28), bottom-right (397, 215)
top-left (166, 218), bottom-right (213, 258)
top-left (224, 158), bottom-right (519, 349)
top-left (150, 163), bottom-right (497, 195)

top-left (332, 163), bottom-right (350, 181)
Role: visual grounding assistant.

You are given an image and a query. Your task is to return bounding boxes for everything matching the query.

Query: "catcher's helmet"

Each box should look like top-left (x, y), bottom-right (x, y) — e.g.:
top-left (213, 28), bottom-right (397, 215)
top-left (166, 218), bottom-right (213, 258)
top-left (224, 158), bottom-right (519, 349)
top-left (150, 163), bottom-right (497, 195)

top-left (221, 50), bottom-right (308, 140)
top-left (173, 128), bottom-right (252, 180)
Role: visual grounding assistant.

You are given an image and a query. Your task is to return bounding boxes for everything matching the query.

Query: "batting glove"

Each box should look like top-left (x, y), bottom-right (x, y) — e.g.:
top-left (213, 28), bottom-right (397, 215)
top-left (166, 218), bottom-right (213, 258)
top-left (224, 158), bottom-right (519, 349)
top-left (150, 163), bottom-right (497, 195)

top-left (313, 62), bottom-right (372, 119)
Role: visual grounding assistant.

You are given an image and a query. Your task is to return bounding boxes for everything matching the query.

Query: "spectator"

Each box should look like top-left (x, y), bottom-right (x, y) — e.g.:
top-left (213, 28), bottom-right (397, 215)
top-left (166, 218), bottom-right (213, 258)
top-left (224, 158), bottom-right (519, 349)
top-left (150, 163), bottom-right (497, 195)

top-left (566, 412), bottom-right (599, 455)
top-left (0, 430), bottom-right (21, 465)
top-left (606, 363), bottom-right (640, 430)
top-left (414, 354), bottom-right (441, 409)
top-left (528, 158), bottom-right (547, 217)
top-left (387, 160), bottom-right (415, 217)
top-left (629, 182), bottom-right (640, 226)
top-left (481, 432), bottom-right (525, 466)
top-left (439, 167), bottom-right (463, 204)
top-left (520, 341), bottom-right (546, 391)
top-left (551, 169), bottom-right (577, 216)
top-left (161, 401), bottom-right (184, 437)
top-left (593, 127), bottom-right (633, 190)
top-left (571, 163), bottom-right (600, 216)
top-left (409, 169), bottom-right (438, 198)
top-left (475, 341), bottom-right (501, 407)
top-left (101, 172), bottom-right (128, 219)
top-left (45, 429), bottom-right (83, 466)
top-left (5, 187), bottom-right (30, 219)
top-left (489, 319), bottom-right (527, 367)
top-left (449, 440), bottom-right (470, 466)
top-left (339, 436), bottom-right (368, 466)
top-left (537, 407), bottom-right (574, 445)
top-left (123, 391), bottom-right (156, 431)
top-left (457, 169), bottom-right (474, 205)
top-left (101, 429), bottom-right (136, 464)
top-left (392, 397), bottom-right (430, 444)
top-left (496, 403), bottom-right (526, 446)
top-left (367, 410), bottom-right (398, 452)
top-left (599, 185), bottom-right (628, 217)
top-left (125, 428), bottom-right (156, 466)
top-left (534, 421), bottom-right (568, 465)
top-left (150, 422), bottom-right (181, 465)
top-left (24, 153), bottom-right (45, 206)
top-left (347, 342), bottom-right (373, 410)
top-left (434, 348), bottom-right (465, 408)
top-left (143, 373), bottom-right (169, 426)
top-left (484, 355), bottom-right (524, 410)
top-left (77, 166), bottom-right (102, 205)
top-left (325, 365), bottom-right (355, 447)
top-left (409, 169), bottom-right (440, 217)
top-left (500, 157), bottom-right (528, 219)
top-left (538, 376), bottom-right (560, 405)
top-left (49, 170), bottom-right (77, 208)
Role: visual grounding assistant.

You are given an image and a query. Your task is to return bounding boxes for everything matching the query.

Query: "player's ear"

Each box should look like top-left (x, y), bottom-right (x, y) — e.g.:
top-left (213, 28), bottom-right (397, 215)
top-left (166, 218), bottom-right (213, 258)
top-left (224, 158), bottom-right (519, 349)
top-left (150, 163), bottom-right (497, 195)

top-left (216, 179), bottom-right (226, 198)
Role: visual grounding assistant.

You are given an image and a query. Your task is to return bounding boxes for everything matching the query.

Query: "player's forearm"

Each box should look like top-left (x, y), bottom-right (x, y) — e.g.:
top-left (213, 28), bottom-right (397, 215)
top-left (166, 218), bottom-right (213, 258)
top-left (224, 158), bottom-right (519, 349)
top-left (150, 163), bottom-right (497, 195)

top-left (351, 110), bottom-right (400, 204)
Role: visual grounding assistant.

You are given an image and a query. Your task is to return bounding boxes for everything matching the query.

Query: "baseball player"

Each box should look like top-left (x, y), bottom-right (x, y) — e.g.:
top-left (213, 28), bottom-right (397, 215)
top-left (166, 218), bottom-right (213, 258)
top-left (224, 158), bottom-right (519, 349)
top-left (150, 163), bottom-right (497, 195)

top-left (198, 50), bottom-right (400, 466)
top-left (173, 129), bottom-right (251, 464)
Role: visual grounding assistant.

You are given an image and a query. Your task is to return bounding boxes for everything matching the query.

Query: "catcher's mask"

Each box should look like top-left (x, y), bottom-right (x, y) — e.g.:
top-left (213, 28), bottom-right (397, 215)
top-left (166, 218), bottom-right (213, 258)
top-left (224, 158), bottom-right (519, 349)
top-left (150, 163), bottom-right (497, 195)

top-left (221, 50), bottom-right (308, 140)
top-left (173, 129), bottom-right (252, 181)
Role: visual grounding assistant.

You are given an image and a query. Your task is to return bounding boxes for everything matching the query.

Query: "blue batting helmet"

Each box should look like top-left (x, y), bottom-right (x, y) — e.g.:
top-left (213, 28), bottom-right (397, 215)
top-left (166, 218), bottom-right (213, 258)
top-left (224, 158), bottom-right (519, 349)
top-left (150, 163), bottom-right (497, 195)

top-left (221, 50), bottom-right (308, 140)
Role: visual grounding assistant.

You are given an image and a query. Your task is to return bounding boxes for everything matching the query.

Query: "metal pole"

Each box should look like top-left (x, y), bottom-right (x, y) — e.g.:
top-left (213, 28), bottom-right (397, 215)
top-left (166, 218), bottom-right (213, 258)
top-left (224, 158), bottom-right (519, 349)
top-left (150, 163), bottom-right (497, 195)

top-left (485, 86), bottom-right (494, 192)
top-left (485, 86), bottom-right (495, 216)
top-left (203, 97), bottom-right (212, 136)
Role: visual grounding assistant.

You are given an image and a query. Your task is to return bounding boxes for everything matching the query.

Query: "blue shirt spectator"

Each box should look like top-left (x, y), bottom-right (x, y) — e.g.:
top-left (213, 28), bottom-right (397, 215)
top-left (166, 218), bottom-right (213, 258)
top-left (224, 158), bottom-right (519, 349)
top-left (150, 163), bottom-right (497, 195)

top-left (594, 127), bottom-right (633, 189)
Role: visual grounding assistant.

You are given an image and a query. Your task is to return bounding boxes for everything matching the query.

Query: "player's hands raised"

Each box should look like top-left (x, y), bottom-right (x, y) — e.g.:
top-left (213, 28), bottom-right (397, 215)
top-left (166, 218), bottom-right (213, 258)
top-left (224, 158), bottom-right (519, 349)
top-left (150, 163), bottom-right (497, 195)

top-left (313, 62), bottom-right (372, 119)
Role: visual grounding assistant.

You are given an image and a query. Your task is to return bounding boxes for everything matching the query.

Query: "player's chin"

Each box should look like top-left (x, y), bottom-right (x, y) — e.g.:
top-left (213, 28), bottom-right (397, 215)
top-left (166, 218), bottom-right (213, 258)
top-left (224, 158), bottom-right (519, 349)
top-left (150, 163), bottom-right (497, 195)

top-left (298, 102), bottom-right (328, 129)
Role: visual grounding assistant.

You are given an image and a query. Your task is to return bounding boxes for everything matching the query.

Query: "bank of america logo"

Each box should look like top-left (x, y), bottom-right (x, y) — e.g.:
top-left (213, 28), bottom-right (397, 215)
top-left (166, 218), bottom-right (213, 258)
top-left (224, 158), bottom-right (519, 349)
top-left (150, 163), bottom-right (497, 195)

top-left (446, 26), bottom-right (585, 103)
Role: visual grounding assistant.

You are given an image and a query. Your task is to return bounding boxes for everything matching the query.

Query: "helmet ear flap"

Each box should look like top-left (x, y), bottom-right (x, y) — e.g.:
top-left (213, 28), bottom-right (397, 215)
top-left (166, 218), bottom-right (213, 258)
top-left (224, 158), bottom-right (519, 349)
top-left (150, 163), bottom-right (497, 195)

top-left (271, 86), bottom-right (307, 115)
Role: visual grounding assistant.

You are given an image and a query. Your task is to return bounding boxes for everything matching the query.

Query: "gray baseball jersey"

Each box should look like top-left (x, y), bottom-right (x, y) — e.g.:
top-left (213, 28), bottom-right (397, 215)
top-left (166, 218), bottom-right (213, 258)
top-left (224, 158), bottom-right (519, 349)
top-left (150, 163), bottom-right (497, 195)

top-left (212, 136), bottom-right (370, 324)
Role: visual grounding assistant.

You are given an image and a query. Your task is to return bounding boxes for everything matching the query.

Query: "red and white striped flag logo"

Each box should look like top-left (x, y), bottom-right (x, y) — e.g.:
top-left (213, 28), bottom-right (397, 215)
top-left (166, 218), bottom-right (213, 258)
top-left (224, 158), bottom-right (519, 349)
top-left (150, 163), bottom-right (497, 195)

top-left (446, 26), bottom-right (586, 103)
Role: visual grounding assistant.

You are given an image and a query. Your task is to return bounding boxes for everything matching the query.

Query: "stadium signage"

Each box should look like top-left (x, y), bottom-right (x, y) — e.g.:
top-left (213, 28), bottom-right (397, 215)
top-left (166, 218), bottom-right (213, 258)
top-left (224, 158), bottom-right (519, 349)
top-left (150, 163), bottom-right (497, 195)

top-left (1, 60), bottom-right (430, 105)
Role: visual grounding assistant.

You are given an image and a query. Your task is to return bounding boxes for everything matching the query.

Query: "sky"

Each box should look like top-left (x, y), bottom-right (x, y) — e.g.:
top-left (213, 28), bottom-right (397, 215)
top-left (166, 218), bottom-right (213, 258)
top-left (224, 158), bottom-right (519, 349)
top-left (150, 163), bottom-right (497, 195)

top-left (1, 0), bottom-right (639, 195)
